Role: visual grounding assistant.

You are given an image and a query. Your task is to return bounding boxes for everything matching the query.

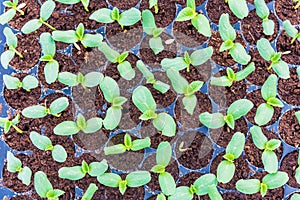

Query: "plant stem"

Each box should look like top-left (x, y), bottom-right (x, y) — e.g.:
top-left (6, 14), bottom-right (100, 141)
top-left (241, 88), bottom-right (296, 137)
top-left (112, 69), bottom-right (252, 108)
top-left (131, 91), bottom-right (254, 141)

top-left (187, 65), bottom-right (190, 73)
top-left (74, 42), bottom-right (81, 51)
top-left (154, 5), bottom-right (159, 14)
top-left (84, 5), bottom-right (89, 12)
top-left (16, 8), bottom-right (24, 15)
top-left (12, 125), bottom-right (23, 134)
top-left (294, 1), bottom-right (300, 9)
top-left (11, 47), bottom-right (24, 58)
top-left (291, 37), bottom-right (297, 44)
top-left (42, 21), bottom-right (56, 31)
top-left (267, 63), bottom-right (273, 71)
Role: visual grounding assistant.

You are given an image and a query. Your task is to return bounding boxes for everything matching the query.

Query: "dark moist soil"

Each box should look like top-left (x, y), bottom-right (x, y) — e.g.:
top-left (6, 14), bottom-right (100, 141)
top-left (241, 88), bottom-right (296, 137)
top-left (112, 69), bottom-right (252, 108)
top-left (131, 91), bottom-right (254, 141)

top-left (244, 127), bottom-right (282, 168)
top-left (210, 153), bottom-right (251, 190)
top-left (280, 151), bottom-right (300, 188)
top-left (140, 0), bottom-right (176, 28)
top-left (4, 73), bottom-right (41, 110)
top-left (206, 0), bottom-right (240, 24)
top-left (222, 192), bottom-right (247, 199)
top-left (241, 11), bottom-right (278, 45)
top-left (179, 60), bottom-right (212, 83)
top-left (275, 0), bottom-right (300, 25)
top-left (278, 68), bottom-right (300, 106)
top-left (145, 83), bottom-right (176, 108)
top-left (276, 31), bottom-right (300, 65)
top-left (173, 0), bottom-right (205, 5)
top-left (175, 131), bottom-right (214, 170)
top-left (245, 89), bottom-right (282, 126)
top-left (108, 0), bottom-right (140, 10)
top-left (279, 109), bottom-right (300, 147)
top-left (208, 31), bottom-right (247, 67)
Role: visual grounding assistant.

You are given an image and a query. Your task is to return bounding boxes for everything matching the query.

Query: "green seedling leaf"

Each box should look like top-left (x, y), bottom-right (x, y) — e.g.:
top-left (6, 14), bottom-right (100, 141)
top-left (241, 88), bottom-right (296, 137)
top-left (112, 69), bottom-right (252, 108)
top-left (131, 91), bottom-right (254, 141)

top-left (207, 185), bottom-right (222, 200)
top-left (117, 61), bottom-right (135, 80)
top-left (227, 0), bottom-right (249, 19)
top-left (81, 34), bottom-right (103, 47)
top-left (159, 172), bottom-right (176, 196)
top-left (190, 46), bottom-right (213, 66)
top-left (254, 103), bottom-right (274, 126)
top-left (291, 193), bottom-right (300, 200)
top-left (30, 131), bottom-right (52, 151)
top-left (4, 27), bottom-right (17, 48)
top-left (22, 75), bottom-right (39, 91)
top-left (261, 74), bottom-right (277, 101)
top-left (97, 173), bottom-right (122, 187)
top-left (104, 144), bottom-right (126, 155)
top-left (217, 160), bottom-right (235, 183)
top-left (250, 125), bottom-right (268, 150)
top-left (182, 95), bottom-right (197, 115)
top-left (149, 37), bottom-right (164, 55)
top-left (126, 171), bottom-right (151, 187)
top-left (52, 145), bottom-right (67, 163)
top-left (191, 14), bottom-right (211, 37)
top-left (0, 7), bottom-right (17, 25)
top-left (199, 112), bottom-right (225, 129)
top-left (161, 57), bottom-right (189, 71)
top-left (89, 8), bottom-right (114, 23)
top-left (283, 20), bottom-right (300, 44)
top-left (118, 8), bottom-right (141, 26)
top-left (219, 13), bottom-right (236, 42)
top-left (229, 43), bottom-right (251, 65)
top-left (49, 97), bottom-right (69, 115)
top-left (82, 183), bottom-right (98, 200)
top-left (0, 114), bottom-right (22, 134)
top-left (153, 113), bottom-right (176, 137)
top-left (131, 137), bottom-right (151, 151)
top-left (226, 132), bottom-right (245, 159)
top-left (236, 179), bottom-right (261, 194)
top-left (44, 60), bottom-right (59, 84)
top-left (227, 99), bottom-right (254, 120)
top-left (296, 111), bottom-right (300, 124)
top-left (88, 160), bottom-right (108, 177)
top-left (54, 121), bottom-right (79, 136)
top-left (52, 30), bottom-right (78, 44)
top-left (40, 0), bottom-right (55, 21)
top-left (262, 171), bottom-right (288, 189)
top-left (7, 151), bottom-right (22, 173)
top-left (3, 74), bottom-right (38, 91)
top-left (142, 9), bottom-right (157, 35)
top-left (262, 150), bottom-right (278, 173)
top-left (176, 7), bottom-right (196, 21)
top-left (272, 60), bottom-right (290, 79)
top-left (193, 174), bottom-right (218, 195)
top-left (254, 0), bottom-right (269, 19)
top-left (262, 19), bottom-right (275, 36)
top-left (156, 141), bottom-right (172, 167)
top-left (21, 19), bottom-right (42, 34)
top-left (83, 72), bottom-right (104, 88)
top-left (100, 76), bottom-right (121, 103)
top-left (22, 105), bottom-right (48, 118)
top-left (1, 50), bottom-right (15, 69)
top-left (167, 69), bottom-right (189, 94)
top-left (257, 38), bottom-right (275, 61)
top-left (132, 86), bottom-right (156, 113)
top-left (17, 166), bottom-right (32, 186)
top-left (169, 186), bottom-right (193, 200)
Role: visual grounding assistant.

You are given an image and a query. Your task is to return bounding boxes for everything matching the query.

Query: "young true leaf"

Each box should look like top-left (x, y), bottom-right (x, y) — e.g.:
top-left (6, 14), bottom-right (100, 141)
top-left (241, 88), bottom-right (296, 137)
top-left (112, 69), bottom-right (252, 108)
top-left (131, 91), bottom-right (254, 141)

top-left (30, 131), bottom-right (67, 163)
top-left (54, 113), bottom-right (102, 135)
top-left (0, 0), bottom-right (26, 24)
top-left (59, 159), bottom-right (108, 180)
top-left (82, 183), bottom-right (98, 200)
top-left (98, 42), bottom-right (135, 80)
top-left (294, 151), bottom-right (300, 184)
top-left (210, 62), bottom-right (255, 87)
top-left (3, 74), bottom-right (38, 91)
top-left (225, 0), bottom-right (249, 19)
top-left (199, 99), bottom-right (253, 129)
top-left (104, 133), bottom-right (151, 155)
top-left (58, 71), bottom-right (104, 88)
top-left (161, 47), bottom-right (213, 72)
top-left (254, 74), bottom-right (284, 126)
top-left (52, 23), bottom-right (103, 50)
top-left (283, 20), bottom-right (300, 44)
top-left (34, 171), bottom-right (65, 199)
top-left (21, 0), bottom-right (56, 34)
top-left (132, 86), bottom-right (176, 137)
top-left (22, 97), bottom-right (69, 119)
top-left (217, 132), bottom-right (245, 183)
top-left (56, 0), bottom-right (90, 12)
top-left (0, 114), bottom-right (23, 134)
top-left (7, 151), bottom-right (32, 186)
top-left (257, 38), bottom-right (290, 79)
top-left (149, 0), bottom-right (159, 14)
top-left (90, 7), bottom-right (141, 29)
top-left (176, 0), bottom-right (211, 37)
top-left (236, 171), bottom-right (288, 197)
top-left (219, 14), bottom-right (251, 65)
top-left (1, 27), bottom-right (23, 69)
top-left (167, 69), bottom-right (203, 114)
top-left (254, 0), bottom-right (275, 35)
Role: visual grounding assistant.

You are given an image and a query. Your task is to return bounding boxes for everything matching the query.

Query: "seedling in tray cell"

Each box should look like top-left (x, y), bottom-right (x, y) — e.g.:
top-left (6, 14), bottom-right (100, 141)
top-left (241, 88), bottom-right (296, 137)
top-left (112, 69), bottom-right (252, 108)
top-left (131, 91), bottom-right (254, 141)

top-left (167, 69), bottom-right (203, 115)
top-left (29, 131), bottom-right (67, 163)
top-left (132, 86), bottom-right (176, 137)
top-left (236, 171), bottom-right (288, 197)
top-left (250, 126), bottom-right (281, 173)
top-left (257, 38), bottom-right (290, 79)
top-left (3, 74), bottom-right (38, 92)
top-left (149, 0), bottom-right (159, 14)
top-left (58, 71), bottom-right (104, 89)
top-left (294, 151), bottom-right (300, 184)
top-left (218, 13), bottom-right (251, 65)
top-left (1, 27), bottom-right (23, 69)
top-left (34, 171), bottom-right (65, 200)
top-left (225, 0), bottom-right (249, 19)
top-left (199, 99), bottom-right (253, 130)
top-left (104, 133), bottom-right (151, 155)
top-left (21, 0), bottom-right (56, 34)
top-left (283, 20), bottom-right (300, 44)
top-left (54, 113), bottom-right (102, 135)
top-left (52, 23), bottom-right (103, 50)
top-left (59, 159), bottom-right (108, 180)
top-left (136, 60), bottom-right (170, 94)
top-left (97, 171), bottom-right (151, 195)
top-left (6, 151), bottom-right (32, 186)
top-left (210, 62), bottom-right (255, 87)
top-left (0, 0), bottom-right (26, 25)
top-left (22, 97), bottom-right (69, 119)
top-left (56, 0), bottom-right (90, 12)
top-left (254, 0), bottom-right (275, 36)
top-left (0, 113), bottom-right (23, 134)
top-left (82, 183), bottom-right (98, 200)
top-left (89, 7), bottom-right (141, 29)
top-left (161, 46), bottom-right (213, 72)
top-left (175, 0), bottom-right (211, 37)
top-left (254, 74), bottom-right (284, 126)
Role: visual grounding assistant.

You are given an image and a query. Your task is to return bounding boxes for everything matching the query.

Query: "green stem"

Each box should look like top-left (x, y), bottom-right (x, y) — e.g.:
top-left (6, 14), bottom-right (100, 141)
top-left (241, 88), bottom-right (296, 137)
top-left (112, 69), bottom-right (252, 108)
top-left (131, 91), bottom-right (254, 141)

top-left (11, 47), bottom-right (24, 58)
top-left (74, 42), bottom-right (81, 51)
top-left (267, 63), bottom-right (273, 71)
top-left (154, 5), bottom-right (159, 14)
top-left (83, 5), bottom-right (89, 12)
top-left (187, 64), bottom-right (190, 73)
top-left (42, 21), bottom-right (56, 31)
top-left (52, 113), bottom-right (61, 117)
top-left (294, 1), bottom-right (300, 9)
top-left (291, 37), bottom-right (297, 44)
top-left (16, 8), bottom-right (24, 15)
top-left (12, 125), bottom-right (23, 134)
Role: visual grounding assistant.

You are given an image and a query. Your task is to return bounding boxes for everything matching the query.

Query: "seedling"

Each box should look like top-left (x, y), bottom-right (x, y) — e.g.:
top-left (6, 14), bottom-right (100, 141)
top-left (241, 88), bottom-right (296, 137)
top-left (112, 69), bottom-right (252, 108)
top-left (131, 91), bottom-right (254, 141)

top-left (169, 174), bottom-right (222, 200)
top-left (254, 0), bottom-right (275, 35)
top-left (82, 183), bottom-right (98, 200)
top-left (1, 27), bottom-right (23, 69)
top-left (100, 76), bottom-right (127, 130)
top-left (59, 159), bottom-right (108, 180)
top-left (34, 171), bottom-right (65, 200)
top-left (175, 0), bottom-right (211, 37)
top-left (149, 0), bottom-right (159, 14)
top-left (236, 171), bottom-right (288, 197)
top-left (254, 74), bottom-right (284, 126)
top-left (54, 113), bottom-right (102, 135)
top-left (199, 99), bottom-right (253, 129)
top-left (210, 62), bottom-right (255, 87)
top-left (294, 151), bottom-right (300, 184)
top-left (217, 132), bottom-right (245, 183)
top-left (161, 47), bottom-right (213, 72)
top-left (21, 0), bottom-right (56, 34)
top-left (89, 7), bottom-right (141, 29)
top-left (104, 133), bottom-right (151, 155)
top-left (58, 71), bottom-right (104, 89)
top-left (22, 97), bottom-right (69, 118)
top-left (142, 10), bottom-right (164, 54)
top-left (3, 74), bottom-right (38, 92)
top-left (97, 171), bottom-right (151, 195)
top-left (167, 69), bottom-right (203, 115)
top-left (132, 86), bottom-right (176, 137)
top-left (257, 38), bottom-right (290, 79)
top-left (293, 0), bottom-right (300, 9)
top-left (29, 131), bottom-right (67, 163)
top-left (6, 151), bottom-right (32, 186)
top-left (251, 125), bottom-right (281, 173)
top-left (56, 0), bottom-right (90, 12)
top-left (98, 42), bottom-right (135, 80)
top-left (136, 60), bottom-right (169, 93)
top-left (0, 0), bottom-right (26, 25)
top-left (52, 23), bottom-right (103, 50)
top-left (283, 20), bottom-right (300, 44)
top-left (0, 114), bottom-right (22, 134)
top-left (225, 0), bottom-right (248, 19)
top-left (218, 14), bottom-right (251, 65)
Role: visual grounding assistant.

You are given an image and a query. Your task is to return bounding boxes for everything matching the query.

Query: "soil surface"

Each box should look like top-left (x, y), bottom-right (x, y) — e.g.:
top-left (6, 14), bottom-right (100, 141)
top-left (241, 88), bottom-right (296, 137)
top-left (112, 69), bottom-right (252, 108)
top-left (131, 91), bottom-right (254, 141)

top-left (275, 0), bottom-right (300, 25)
top-left (280, 151), bottom-right (300, 188)
top-left (206, 0), bottom-right (239, 24)
top-left (276, 31), bottom-right (300, 65)
top-left (279, 109), bottom-right (300, 147)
